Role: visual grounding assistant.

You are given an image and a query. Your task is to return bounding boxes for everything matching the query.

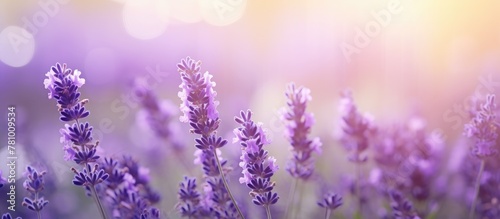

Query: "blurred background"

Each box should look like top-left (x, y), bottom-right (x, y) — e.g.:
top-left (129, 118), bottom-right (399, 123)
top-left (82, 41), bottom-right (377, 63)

top-left (0, 0), bottom-right (500, 218)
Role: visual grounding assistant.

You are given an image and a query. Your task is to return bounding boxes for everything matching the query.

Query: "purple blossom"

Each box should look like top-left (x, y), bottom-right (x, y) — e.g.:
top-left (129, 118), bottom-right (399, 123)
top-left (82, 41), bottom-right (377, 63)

top-left (177, 176), bottom-right (202, 218)
top-left (22, 166), bottom-right (49, 215)
top-left (176, 57), bottom-right (242, 218)
top-left (464, 94), bottom-right (499, 158)
top-left (281, 83), bottom-right (322, 180)
top-left (317, 192), bottom-right (343, 210)
top-left (135, 82), bottom-right (184, 152)
top-left (338, 90), bottom-right (375, 163)
top-left (371, 118), bottom-right (443, 204)
top-left (100, 156), bottom-right (161, 218)
top-left (0, 170), bottom-right (6, 188)
top-left (389, 190), bottom-right (421, 219)
top-left (234, 110), bottom-right (279, 207)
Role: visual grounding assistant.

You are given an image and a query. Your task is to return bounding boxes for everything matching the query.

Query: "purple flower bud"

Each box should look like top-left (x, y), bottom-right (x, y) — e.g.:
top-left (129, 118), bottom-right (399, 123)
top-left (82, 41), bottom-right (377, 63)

top-left (22, 166), bottom-right (49, 213)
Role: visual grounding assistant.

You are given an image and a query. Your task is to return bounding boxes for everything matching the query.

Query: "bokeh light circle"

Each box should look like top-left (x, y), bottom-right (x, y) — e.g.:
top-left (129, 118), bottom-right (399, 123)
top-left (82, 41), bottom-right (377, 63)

top-left (0, 26), bottom-right (35, 67)
top-left (198, 0), bottom-right (247, 26)
top-left (122, 0), bottom-right (169, 40)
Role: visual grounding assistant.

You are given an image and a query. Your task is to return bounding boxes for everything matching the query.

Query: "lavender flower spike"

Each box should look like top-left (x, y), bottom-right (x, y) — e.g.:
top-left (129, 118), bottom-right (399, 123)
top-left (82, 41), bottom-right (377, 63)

top-left (177, 57), bottom-right (243, 218)
top-left (44, 63), bottom-right (108, 219)
top-left (22, 166), bottom-right (49, 217)
top-left (177, 176), bottom-right (202, 218)
top-left (464, 94), bottom-right (498, 158)
top-left (338, 90), bottom-right (374, 163)
top-left (281, 83), bottom-right (322, 180)
top-left (234, 110), bottom-right (279, 216)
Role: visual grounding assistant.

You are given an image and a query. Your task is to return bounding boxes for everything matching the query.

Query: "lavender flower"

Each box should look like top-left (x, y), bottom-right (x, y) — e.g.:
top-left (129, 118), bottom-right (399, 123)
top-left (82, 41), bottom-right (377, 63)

top-left (44, 63), bottom-right (108, 219)
top-left (338, 90), bottom-right (374, 163)
top-left (1, 213), bottom-right (21, 219)
top-left (318, 192), bottom-right (342, 219)
top-left (317, 192), bottom-right (342, 210)
top-left (100, 156), bottom-right (161, 219)
top-left (281, 83), bottom-right (322, 180)
top-left (177, 176), bottom-right (202, 218)
top-left (176, 57), bottom-right (243, 218)
top-left (464, 94), bottom-right (498, 158)
top-left (22, 166), bottom-right (49, 216)
top-left (234, 110), bottom-right (279, 211)
top-left (389, 190), bottom-right (421, 219)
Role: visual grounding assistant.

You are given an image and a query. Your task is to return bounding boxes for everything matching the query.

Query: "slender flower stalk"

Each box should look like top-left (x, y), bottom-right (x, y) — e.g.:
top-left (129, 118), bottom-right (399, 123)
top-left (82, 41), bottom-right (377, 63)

top-left (464, 94), bottom-right (498, 219)
top-left (44, 63), bottom-right (109, 219)
top-left (317, 193), bottom-right (343, 219)
top-left (338, 90), bottom-right (375, 216)
top-left (176, 57), bottom-right (243, 218)
top-left (234, 110), bottom-right (279, 218)
top-left (281, 83), bottom-right (322, 219)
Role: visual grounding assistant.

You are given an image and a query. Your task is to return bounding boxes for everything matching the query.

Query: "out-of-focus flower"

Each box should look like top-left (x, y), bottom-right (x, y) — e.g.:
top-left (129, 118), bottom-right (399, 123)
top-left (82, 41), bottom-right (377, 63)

top-left (281, 83), bottom-right (322, 180)
top-left (464, 94), bottom-right (499, 158)
top-left (317, 192), bottom-right (343, 210)
top-left (234, 110), bottom-right (279, 207)
top-left (22, 166), bottom-right (49, 214)
top-left (338, 90), bottom-right (375, 163)
top-left (389, 190), bottom-right (421, 219)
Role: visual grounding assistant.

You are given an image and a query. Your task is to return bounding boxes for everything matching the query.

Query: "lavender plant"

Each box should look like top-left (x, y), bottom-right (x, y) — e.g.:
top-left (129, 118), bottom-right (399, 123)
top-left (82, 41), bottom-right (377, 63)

top-left (337, 90), bottom-right (375, 216)
top-left (389, 190), bottom-right (421, 219)
top-left (177, 176), bottom-right (202, 218)
top-left (176, 57), bottom-right (243, 218)
top-left (100, 156), bottom-right (160, 219)
top-left (281, 83), bottom-right (322, 218)
top-left (464, 94), bottom-right (499, 219)
top-left (317, 192), bottom-right (342, 219)
top-left (44, 63), bottom-right (109, 218)
top-left (21, 166), bottom-right (49, 219)
top-left (371, 118), bottom-right (443, 217)
top-left (134, 82), bottom-right (191, 171)
top-left (233, 110), bottom-right (279, 218)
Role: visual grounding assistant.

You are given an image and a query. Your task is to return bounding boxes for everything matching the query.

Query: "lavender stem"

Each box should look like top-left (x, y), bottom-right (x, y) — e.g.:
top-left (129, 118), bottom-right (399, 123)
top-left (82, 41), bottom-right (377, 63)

top-left (90, 185), bottom-right (107, 219)
top-left (265, 205), bottom-right (272, 219)
top-left (213, 148), bottom-right (245, 219)
top-left (284, 178), bottom-right (298, 219)
top-left (324, 209), bottom-right (331, 219)
top-left (469, 159), bottom-right (485, 219)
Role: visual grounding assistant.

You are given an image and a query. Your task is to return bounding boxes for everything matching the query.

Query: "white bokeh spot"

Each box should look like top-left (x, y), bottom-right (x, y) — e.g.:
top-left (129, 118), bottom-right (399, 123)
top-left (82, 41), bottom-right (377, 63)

top-left (122, 0), bottom-right (169, 40)
top-left (0, 26), bottom-right (35, 67)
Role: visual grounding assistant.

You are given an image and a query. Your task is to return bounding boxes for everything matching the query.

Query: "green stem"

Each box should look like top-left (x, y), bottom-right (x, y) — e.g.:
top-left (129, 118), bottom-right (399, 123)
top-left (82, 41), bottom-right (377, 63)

top-left (36, 192), bottom-right (41, 219)
top-left (90, 185), bottom-right (108, 219)
top-left (293, 180), bottom-right (305, 219)
top-left (355, 161), bottom-right (363, 218)
top-left (284, 178), bottom-right (298, 219)
top-left (469, 159), bottom-right (485, 219)
top-left (265, 205), bottom-right (272, 219)
top-left (213, 149), bottom-right (245, 219)
top-left (324, 209), bottom-right (331, 219)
